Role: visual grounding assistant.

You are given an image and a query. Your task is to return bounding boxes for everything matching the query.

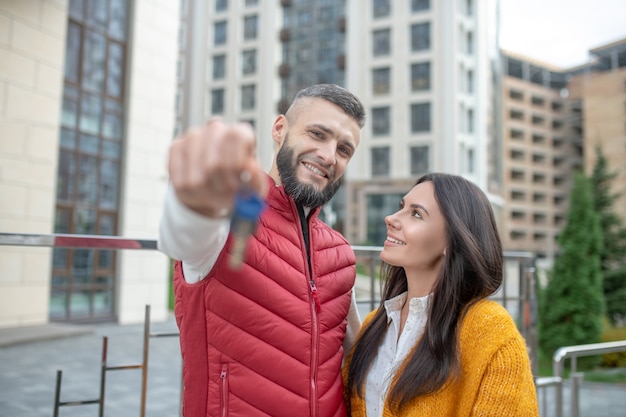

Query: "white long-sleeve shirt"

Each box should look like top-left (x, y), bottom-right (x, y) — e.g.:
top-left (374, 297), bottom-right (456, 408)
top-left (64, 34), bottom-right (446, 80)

top-left (158, 185), bottom-right (362, 353)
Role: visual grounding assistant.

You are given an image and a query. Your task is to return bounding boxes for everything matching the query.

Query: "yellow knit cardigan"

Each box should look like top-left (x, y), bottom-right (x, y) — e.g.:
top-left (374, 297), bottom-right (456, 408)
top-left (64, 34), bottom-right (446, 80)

top-left (343, 300), bottom-right (539, 417)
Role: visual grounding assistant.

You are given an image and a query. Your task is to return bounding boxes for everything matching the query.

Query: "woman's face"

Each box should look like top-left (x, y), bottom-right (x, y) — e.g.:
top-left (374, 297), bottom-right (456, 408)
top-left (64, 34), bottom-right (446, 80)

top-left (381, 181), bottom-right (447, 277)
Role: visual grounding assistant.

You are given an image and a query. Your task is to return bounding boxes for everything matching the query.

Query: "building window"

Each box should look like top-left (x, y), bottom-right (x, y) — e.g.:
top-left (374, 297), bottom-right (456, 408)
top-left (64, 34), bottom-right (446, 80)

top-left (510, 109), bottom-right (524, 120)
top-left (411, 0), bottom-right (430, 12)
top-left (532, 115), bottom-right (545, 125)
top-left (466, 69), bottom-right (473, 93)
top-left (410, 102), bottom-right (431, 132)
top-left (507, 58), bottom-right (523, 78)
top-left (466, 0), bottom-right (474, 15)
top-left (243, 15), bottom-right (258, 40)
top-left (53, 0), bottom-right (130, 321)
top-left (467, 108), bottom-right (474, 133)
top-left (372, 107), bottom-right (391, 136)
top-left (215, 0), bottom-right (228, 12)
top-left (410, 22), bottom-right (430, 51)
top-left (241, 84), bottom-right (255, 110)
top-left (211, 89), bottom-right (225, 114)
top-left (411, 62), bottom-right (430, 91)
top-left (372, 67), bottom-right (391, 95)
top-left (410, 145), bottom-right (429, 174)
top-left (371, 147), bottom-right (390, 177)
top-left (213, 54), bottom-right (226, 79)
top-left (510, 128), bottom-right (524, 140)
top-left (531, 95), bottom-right (545, 106)
top-left (509, 89), bottom-right (523, 100)
top-left (466, 31), bottom-right (473, 55)
top-left (245, 0), bottom-right (258, 5)
top-left (372, 28), bottom-right (391, 56)
top-left (242, 49), bottom-right (256, 75)
top-left (214, 21), bottom-right (227, 45)
top-left (373, 0), bottom-right (390, 18)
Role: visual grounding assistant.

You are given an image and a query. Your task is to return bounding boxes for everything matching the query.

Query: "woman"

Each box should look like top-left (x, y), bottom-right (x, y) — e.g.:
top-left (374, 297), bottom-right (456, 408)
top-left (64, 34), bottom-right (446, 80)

top-left (344, 173), bottom-right (538, 416)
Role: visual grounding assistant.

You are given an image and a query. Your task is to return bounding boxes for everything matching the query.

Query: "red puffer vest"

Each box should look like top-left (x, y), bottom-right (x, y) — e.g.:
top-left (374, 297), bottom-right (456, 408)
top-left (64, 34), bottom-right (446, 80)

top-left (174, 177), bottom-right (356, 417)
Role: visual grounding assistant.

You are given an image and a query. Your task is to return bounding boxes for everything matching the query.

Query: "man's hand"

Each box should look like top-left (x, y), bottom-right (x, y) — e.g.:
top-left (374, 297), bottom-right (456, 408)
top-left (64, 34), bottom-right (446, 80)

top-left (168, 119), bottom-right (267, 218)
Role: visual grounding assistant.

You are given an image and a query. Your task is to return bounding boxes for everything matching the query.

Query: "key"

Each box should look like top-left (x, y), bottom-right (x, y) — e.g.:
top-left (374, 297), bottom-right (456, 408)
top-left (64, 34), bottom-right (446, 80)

top-left (228, 187), bottom-right (266, 269)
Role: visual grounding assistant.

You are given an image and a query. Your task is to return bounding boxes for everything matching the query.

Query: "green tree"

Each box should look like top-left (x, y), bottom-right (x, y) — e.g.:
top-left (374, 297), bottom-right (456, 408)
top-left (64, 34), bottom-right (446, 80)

top-left (539, 173), bottom-right (605, 359)
top-left (590, 145), bottom-right (626, 323)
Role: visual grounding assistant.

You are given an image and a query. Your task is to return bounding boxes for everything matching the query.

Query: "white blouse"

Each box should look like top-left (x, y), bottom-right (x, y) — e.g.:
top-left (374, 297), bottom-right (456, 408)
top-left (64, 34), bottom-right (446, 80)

top-left (364, 292), bottom-right (431, 417)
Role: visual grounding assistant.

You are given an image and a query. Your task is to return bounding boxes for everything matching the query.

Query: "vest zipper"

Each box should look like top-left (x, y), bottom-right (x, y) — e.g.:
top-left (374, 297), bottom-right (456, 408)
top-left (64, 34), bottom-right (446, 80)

top-left (220, 363), bottom-right (228, 417)
top-left (309, 279), bottom-right (320, 417)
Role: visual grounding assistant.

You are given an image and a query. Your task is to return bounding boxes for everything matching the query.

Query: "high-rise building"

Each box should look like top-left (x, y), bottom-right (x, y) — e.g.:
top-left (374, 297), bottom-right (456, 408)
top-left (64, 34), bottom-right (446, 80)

top-left (344, 0), bottom-right (497, 245)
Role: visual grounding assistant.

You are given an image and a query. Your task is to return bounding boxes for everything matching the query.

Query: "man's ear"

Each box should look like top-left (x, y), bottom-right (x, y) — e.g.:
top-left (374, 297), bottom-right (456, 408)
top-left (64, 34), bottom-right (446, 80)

top-left (271, 114), bottom-right (288, 146)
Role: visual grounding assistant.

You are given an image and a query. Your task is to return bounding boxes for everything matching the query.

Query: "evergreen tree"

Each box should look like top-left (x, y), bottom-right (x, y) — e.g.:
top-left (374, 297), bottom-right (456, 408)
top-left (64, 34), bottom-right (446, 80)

top-left (539, 173), bottom-right (604, 358)
top-left (590, 145), bottom-right (626, 323)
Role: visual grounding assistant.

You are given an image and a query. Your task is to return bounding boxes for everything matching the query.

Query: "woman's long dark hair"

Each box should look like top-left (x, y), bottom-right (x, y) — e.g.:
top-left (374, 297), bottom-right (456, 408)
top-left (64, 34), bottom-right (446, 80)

top-left (346, 173), bottom-right (503, 413)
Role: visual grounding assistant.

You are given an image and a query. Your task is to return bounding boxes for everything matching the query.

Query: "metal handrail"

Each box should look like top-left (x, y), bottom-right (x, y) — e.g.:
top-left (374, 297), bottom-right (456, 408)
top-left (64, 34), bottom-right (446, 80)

top-left (552, 340), bottom-right (626, 417)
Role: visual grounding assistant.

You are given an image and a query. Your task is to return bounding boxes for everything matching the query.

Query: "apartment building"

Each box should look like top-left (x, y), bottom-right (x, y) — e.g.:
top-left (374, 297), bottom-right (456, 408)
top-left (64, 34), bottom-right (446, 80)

top-left (0, 0), bottom-right (179, 327)
top-left (500, 51), bottom-right (577, 261)
top-left (344, 0), bottom-right (495, 245)
top-left (570, 38), bottom-right (626, 218)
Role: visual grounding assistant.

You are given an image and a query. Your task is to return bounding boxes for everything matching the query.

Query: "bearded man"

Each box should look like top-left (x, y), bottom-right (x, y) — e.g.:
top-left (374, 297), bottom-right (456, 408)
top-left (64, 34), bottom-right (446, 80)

top-left (158, 84), bottom-right (365, 417)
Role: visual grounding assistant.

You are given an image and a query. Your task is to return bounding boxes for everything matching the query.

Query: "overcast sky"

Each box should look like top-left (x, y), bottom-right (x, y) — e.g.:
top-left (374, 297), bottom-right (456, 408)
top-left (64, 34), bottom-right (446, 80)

top-left (498, 0), bottom-right (626, 68)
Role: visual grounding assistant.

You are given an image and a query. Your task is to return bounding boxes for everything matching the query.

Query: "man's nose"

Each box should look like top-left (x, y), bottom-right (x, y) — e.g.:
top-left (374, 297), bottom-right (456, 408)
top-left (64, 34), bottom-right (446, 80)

top-left (317, 141), bottom-right (337, 166)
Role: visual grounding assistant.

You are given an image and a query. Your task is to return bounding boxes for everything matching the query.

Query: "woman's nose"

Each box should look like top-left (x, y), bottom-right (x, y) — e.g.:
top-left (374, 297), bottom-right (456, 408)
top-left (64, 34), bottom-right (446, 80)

top-left (385, 213), bottom-right (399, 229)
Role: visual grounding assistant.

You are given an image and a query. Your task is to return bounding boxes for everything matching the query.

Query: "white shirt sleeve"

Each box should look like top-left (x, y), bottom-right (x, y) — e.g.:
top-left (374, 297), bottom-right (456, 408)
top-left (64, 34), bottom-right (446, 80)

top-left (157, 186), bottom-right (230, 284)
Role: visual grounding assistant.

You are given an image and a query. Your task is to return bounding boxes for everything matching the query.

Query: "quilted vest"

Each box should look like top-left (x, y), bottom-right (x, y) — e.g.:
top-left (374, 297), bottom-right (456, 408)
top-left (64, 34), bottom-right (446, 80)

top-left (174, 176), bottom-right (356, 417)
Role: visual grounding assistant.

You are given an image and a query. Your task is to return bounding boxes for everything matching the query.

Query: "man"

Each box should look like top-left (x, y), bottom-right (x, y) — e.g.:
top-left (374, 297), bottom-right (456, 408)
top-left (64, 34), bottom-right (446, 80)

top-left (159, 84), bottom-right (365, 417)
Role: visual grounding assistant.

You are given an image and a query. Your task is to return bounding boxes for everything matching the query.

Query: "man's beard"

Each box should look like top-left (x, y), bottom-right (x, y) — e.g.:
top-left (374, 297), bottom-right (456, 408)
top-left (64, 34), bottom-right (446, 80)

top-left (276, 137), bottom-right (343, 208)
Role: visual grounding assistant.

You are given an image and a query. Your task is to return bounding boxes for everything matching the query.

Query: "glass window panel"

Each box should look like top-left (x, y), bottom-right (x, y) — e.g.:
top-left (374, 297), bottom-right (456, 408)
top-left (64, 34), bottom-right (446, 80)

top-left (214, 21), bottom-right (227, 45)
top-left (98, 250), bottom-right (114, 268)
top-left (82, 30), bottom-right (106, 92)
top-left (69, 290), bottom-right (91, 316)
top-left (86, 0), bottom-right (107, 28)
top-left (77, 155), bottom-right (98, 204)
top-left (216, 0), bottom-right (228, 12)
top-left (411, 0), bottom-right (430, 11)
top-left (411, 102), bottom-right (431, 132)
top-left (53, 248), bottom-right (68, 269)
top-left (410, 145), bottom-right (429, 174)
top-left (99, 213), bottom-right (116, 235)
top-left (213, 54), bottom-right (226, 79)
top-left (69, 0), bottom-right (84, 21)
top-left (72, 248), bottom-right (94, 276)
top-left (373, 0), bottom-right (390, 18)
top-left (243, 15), bottom-right (258, 40)
top-left (55, 207), bottom-right (72, 233)
top-left (106, 42), bottom-right (124, 98)
top-left (372, 107), bottom-right (390, 136)
top-left (366, 193), bottom-right (404, 245)
top-left (373, 29), bottom-right (390, 56)
top-left (93, 288), bottom-right (112, 315)
top-left (108, 0), bottom-right (127, 40)
top-left (241, 84), bottom-right (255, 110)
top-left (49, 289), bottom-right (68, 318)
top-left (64, 23), bottom-right (81, 83)
top-left (245, 0), bottom-right (258, 5)
top-left (51, 275), bottom-right (69, 286)
top-left (103, 110), bottom-right (122, 139)
top-left (62, 98), bottom-right (79, 128)
top-left (411, 62), bottom-right (430, 90)
top-left (100, 160), bottom-right (119, 209)
top-left (80, 133), bottom-right (100, 154)
top-left (56, 150), bottom-right (76, 201)
top-left (80, 94), bottom-right (102, 134)
top-left (60, 128), bottom-right (77, 149)
top-left (64, 85), bottom-right (80, 100)
top-left (371, 147), bottom-right (390, 177)
top-left (242, 49), bottom-right (256, 75)
top-left (411, 22), bottom-right (430, 51)
top-left (211, 88), bottom-right (224, 114)
top-left (372, 67), bottom-right (390, 95)
top-left (75, 208), bottom-right (97, 239)
top-left (102, 139), bottom-right (120, 159)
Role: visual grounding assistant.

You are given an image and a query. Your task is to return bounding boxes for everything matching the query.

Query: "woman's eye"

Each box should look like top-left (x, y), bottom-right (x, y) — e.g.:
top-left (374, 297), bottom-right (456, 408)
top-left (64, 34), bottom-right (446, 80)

top-left (412, 210), bottom-right (422, 219)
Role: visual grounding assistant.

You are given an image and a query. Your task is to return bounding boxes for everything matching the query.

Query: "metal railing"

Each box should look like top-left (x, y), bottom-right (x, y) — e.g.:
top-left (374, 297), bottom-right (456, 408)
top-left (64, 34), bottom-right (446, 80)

top-left (8, 232), bottom-right (618, 417)
top-left (552, 340), bottom-right (626, 417)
